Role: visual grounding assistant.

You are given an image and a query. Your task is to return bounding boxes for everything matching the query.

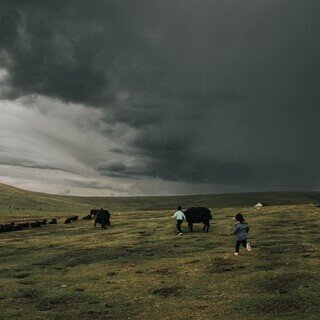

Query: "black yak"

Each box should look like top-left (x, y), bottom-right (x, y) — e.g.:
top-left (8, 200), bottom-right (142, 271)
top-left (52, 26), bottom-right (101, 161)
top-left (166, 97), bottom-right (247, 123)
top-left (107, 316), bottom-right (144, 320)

top-left (13, 223), bottom-right (25, 231)
top-left (184, 207), bottom-right (212, 233)
top-left (94, 208), bottom-right (111, 229)
top-left (1, 222), bottom-right (30, 232)
top-left (90, 209), bottom-right (99, 217)
top-left (14, 222), bottom-right (29, 231)
top-left (48, 219), bottom-right (57, 224)
top-left (0, 222), bottom-right (15, 232)
top-left (30, 221), bottom-right (42, 228)
top-left (65, 216), bottom-right (79, 224)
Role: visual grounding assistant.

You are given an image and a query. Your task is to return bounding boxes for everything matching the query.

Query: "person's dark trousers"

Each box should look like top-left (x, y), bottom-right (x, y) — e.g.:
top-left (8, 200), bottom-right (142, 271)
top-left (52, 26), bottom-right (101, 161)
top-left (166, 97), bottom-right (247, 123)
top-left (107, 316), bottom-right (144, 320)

top-left (176, 219), bottom-right (183, 233)
top-left (235, 239), bottom-right (247, 252)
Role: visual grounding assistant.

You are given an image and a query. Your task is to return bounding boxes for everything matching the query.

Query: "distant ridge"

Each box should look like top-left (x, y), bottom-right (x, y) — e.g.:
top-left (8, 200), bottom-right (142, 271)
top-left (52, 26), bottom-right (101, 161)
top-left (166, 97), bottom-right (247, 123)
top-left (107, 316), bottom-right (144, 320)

top-left (0, 182), bottom-right (319, 216)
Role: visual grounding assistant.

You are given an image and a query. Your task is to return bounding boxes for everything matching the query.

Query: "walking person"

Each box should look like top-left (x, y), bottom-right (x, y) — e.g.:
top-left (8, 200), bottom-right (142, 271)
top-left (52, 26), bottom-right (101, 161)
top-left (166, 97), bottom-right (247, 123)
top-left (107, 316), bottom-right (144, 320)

top-left (172, 206), bottom-right (186, 235)
top-left (231, 213), bottom-right (252, 256)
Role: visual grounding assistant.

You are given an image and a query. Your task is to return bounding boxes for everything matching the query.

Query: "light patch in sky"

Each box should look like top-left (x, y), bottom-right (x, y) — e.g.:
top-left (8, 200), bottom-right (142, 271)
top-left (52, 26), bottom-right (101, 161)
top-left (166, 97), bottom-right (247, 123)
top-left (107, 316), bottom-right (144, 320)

top-left (0, 96), bottom-right (135, 195)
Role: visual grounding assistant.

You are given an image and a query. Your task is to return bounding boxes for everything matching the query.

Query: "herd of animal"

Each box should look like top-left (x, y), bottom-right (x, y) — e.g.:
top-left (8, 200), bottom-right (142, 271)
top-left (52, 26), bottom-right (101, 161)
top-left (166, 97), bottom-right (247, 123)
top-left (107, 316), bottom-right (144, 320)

top-left (0, 207), bottom-right (211, 234)
top-left (0, 218), bottom-right (56, 233)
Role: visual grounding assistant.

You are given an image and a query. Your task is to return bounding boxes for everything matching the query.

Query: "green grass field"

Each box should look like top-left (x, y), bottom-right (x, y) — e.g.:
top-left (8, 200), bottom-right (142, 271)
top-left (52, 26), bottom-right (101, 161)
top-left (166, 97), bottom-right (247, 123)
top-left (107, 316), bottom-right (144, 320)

top-left (0, 183), bottom-right (319, 319)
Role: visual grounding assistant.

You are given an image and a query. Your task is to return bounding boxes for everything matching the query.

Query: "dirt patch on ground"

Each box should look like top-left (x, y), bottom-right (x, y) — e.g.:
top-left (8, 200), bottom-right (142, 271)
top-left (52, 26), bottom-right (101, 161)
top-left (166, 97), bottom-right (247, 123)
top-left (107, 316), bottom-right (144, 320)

top-left (184, 259), bottom-right (200, 265)
top-left (135, 270), bottom-right (143, 274)
top-left (210, 257), bottom-right (235, 273)
top-left (78, 310), bottom-right (111, 319)
top-left (138, 230), bottom-right (155, 237)
top-left (36, 295), bottom-right (83, 311)
top-left (13, 273), bottom-right (31, 279)
top-left (250, 296), bottom-right (307, 315)
top-left (152, 286), bottom-right (185, 297)
top-left (13, 289), bottom-right (40, 302)
top-left (258, 272), bottom-right (313, 294)
top-left (262, 245), bottom-right (306, 255)
top-left (152, 268), bottom-right (171, 275)
top-left (16, 280), bottom-right (35, 285)
top-left (254, 262), bottom-right (282, 271)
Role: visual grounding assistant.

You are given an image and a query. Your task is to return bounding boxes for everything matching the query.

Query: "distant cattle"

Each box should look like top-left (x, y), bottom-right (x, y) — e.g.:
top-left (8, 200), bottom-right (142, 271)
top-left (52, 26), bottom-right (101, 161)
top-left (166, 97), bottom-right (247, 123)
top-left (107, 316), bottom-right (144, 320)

top-left (94, 209), bottom-right (111, 229)
top-left (90, 209), bottom-right (99, 217)
top-left (13, 223), bottom-right (25, 231)
top-left (30, 221), bottom-right (42, 228)
top-left (1, 218), bottom-right (52, 233)
top-left (0, 222), bottom-right (15, 233)
top-left (14, 222), bottom-right (29, 231)
top-left (184, 207), bottom-right (212, 233)
top-left (48, 219), bottom-right (57, 224)
top-left (21, 222), bottom-right (30, 228)
top-left (30, 220), bottom-right (46, 227)
top-left (82, 214), bottom-right (92, 220)
top-left (65, 216), bottom-right (79, 224)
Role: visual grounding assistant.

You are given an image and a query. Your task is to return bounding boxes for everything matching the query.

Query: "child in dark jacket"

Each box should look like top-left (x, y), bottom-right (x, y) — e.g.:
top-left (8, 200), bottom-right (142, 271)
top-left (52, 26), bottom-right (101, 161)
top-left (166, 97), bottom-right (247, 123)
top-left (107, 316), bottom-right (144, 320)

top-left (231, 213), bottom-right (252, 256)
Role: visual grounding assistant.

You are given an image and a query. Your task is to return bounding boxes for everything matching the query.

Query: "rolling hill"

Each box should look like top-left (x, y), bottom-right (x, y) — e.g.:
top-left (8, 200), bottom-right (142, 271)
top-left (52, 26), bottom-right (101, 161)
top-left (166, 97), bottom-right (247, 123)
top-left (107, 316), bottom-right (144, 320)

top-left (0, 182), bottom-right (319, 222)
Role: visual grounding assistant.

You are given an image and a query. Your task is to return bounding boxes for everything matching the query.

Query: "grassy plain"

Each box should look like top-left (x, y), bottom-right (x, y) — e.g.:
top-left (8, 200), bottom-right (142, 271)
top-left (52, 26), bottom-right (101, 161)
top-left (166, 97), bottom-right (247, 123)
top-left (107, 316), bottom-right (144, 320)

top-left (0, 183), bottom-right (319, 319)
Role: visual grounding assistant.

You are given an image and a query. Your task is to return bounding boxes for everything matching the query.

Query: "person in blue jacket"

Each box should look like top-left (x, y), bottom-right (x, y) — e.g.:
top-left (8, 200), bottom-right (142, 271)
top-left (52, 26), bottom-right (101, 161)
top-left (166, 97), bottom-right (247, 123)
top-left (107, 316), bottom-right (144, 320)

top-left (231, 213), bottom-right (252, 256)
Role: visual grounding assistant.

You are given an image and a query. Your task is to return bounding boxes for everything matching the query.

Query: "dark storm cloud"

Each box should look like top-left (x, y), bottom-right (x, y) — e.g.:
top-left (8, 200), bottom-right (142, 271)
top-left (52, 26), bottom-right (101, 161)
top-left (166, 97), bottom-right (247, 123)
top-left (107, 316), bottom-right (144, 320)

top-left (97, 161), bottom-right (127, 176)
top-left (63, 179), bottom-right (127, 192)
top-left (0, 158), bottom-right (70, 172)
top-left (1, 0), bottom-right (320, 191)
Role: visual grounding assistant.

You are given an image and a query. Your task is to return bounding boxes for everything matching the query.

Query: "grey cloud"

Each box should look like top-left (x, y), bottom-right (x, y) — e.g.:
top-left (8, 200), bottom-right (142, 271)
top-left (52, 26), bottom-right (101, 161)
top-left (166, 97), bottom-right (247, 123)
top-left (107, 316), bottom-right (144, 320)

top-left (0, 158), bottom-right (70, 172)
top-left (97, 161), bottom-right (127, 174)
top-left (0, 0), bottom-right (319, 193)
top-left (109, 148), bottom-right (124, 154)
top-left (65, 178), bottom-right (130, 193)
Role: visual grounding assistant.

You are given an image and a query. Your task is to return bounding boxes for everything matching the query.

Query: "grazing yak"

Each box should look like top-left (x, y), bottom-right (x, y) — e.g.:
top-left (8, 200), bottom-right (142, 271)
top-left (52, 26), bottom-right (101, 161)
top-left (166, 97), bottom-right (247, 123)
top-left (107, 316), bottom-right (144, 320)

top-left (64, 216), bottom-right (79, 224)
top-left (94, 208), bottom-right (111, 229)
top-left (48, 219), bottom-right (57, 224)
top-left (1, 219), bottom-right (53, 233)
top-left (184, 207), bottom-right (212, 233)
top-left (29, 219), bottom-right (46, 228)
top-left (90, 209), bottom-right (99, 217)
top-left (0, 222), bottom-right (15, 233)
top-left (13, 223), bottom-right (25, 231)
top-left (14, 222), bottom-right (29, 231)
top-left (30, 221), bottom-right (42, 228)
top-left (39, 219), bottom-right (47, 225)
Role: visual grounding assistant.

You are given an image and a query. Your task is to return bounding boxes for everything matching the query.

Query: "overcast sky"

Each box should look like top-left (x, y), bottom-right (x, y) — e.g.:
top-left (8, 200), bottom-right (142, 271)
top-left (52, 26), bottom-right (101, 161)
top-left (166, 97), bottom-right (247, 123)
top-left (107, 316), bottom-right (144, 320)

top-left (0, 0), bottom-right (319, 196)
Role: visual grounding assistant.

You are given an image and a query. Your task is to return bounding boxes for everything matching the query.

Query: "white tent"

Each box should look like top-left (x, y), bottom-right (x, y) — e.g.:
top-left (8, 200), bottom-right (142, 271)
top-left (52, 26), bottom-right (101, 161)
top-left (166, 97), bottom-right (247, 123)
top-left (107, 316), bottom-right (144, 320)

top-left (255, 202), bottom-right (263, 207)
